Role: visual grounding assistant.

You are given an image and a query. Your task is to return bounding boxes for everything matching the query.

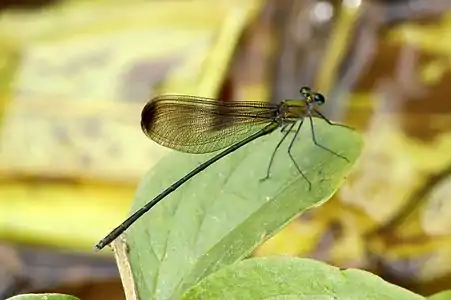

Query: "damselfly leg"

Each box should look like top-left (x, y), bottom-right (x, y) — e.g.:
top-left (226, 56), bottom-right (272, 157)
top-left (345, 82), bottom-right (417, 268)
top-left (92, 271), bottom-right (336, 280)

top-left (260, 122), bottom-right (296, 182)
top-left (260, 112), bottom-right (350, 189)
top-left (309, 111), bottom-right (350, 163)
top-left (286, 119), bottom-right (312, 190)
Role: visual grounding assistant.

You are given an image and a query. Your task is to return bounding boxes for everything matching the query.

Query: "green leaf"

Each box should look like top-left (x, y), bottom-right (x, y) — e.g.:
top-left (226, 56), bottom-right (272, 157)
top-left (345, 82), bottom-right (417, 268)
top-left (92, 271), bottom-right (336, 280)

top-left (428, 291), bottom-right (451, 300)
top-left (6, 294), bottom-right (79, 300)
top-left (181, 257), bottom-right (424, 300)
top-left (123, 119), bottom-right (363, 300)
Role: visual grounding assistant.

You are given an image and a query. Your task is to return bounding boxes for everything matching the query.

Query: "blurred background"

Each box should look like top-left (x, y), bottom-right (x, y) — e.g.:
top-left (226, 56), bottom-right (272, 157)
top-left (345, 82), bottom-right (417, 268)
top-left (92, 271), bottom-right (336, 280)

top-left (1, 0), bottom-right (451, 298)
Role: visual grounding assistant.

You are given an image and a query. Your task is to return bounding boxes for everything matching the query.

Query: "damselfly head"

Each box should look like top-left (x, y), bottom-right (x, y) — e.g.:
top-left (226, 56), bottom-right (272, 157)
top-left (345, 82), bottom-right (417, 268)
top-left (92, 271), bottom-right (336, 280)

top-left (299, 86), bottom-right (326, 106)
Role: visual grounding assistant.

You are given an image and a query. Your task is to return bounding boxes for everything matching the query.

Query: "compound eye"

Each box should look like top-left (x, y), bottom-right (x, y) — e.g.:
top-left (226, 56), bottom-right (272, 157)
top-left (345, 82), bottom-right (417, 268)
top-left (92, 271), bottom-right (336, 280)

top-left (313, 93), bottom-right (325, 105)
top-left (299, 86), bottom-right (311, 95)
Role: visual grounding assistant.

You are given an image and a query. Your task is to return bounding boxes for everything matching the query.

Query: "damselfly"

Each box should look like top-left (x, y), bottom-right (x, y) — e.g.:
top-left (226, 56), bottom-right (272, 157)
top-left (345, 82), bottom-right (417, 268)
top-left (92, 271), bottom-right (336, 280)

top-left (95, 86), bottom-right (349, 250)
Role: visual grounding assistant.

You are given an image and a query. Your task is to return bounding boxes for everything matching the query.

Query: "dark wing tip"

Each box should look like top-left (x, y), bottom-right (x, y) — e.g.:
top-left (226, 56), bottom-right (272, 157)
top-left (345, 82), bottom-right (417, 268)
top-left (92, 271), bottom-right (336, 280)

top-left (140, 100), bottom-right (156, 137)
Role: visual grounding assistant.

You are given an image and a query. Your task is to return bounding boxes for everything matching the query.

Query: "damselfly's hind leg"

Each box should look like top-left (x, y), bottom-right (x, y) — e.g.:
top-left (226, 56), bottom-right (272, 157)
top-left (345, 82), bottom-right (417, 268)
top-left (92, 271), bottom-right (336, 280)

top-left (287, 119), bottom-right (312, 190)
top-left (309, 113), bottom-right (349, 162)
top-left (260, 122), bottom-right (295, 182)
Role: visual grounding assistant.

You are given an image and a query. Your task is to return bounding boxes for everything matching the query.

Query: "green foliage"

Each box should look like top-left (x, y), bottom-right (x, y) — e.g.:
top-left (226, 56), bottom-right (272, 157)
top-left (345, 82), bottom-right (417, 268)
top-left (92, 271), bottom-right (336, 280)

top-left (181, 257), bottom-right (424, 300)
top-left (123, 120), bottom-right (363, 299)
top-left (428, 291), bottom-right (451, 300)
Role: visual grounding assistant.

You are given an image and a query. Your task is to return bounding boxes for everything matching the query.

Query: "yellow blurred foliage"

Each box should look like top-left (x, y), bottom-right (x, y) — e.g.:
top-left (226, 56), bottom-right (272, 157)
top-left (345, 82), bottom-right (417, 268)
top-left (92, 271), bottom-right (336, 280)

top-left (0, 0), bottom-right (265, 251)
